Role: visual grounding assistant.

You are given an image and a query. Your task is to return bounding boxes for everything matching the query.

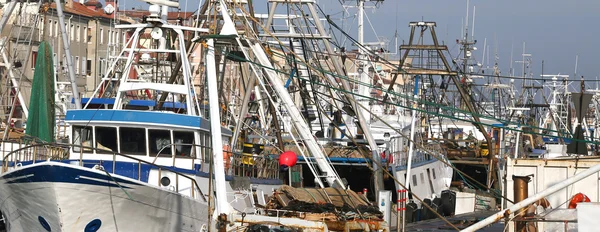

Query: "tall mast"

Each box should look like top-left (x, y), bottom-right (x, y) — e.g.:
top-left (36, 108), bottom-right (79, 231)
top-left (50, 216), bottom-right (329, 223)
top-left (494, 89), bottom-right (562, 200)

top-left (54, 0), bottom-right (82, 109)
top-left (356, 0), bottom-right (385, 197)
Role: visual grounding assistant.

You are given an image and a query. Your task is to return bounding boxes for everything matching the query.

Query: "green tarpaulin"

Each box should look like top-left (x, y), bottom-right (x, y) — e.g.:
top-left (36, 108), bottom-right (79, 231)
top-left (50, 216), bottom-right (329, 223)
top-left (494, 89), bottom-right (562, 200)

top-left (25, 41), bottom-right (55, 142)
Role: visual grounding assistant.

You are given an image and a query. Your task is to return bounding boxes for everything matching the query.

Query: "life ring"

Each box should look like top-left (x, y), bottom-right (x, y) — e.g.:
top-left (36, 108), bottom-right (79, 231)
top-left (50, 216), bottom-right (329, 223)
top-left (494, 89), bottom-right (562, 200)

top-left (568, 193), bottom-right (590, 209)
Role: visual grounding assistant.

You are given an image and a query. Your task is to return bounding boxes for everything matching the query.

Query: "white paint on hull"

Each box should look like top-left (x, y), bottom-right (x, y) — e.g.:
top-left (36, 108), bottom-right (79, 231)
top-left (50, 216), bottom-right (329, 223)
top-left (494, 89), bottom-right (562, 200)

top-left (0, 162), bottom-right (210, 232)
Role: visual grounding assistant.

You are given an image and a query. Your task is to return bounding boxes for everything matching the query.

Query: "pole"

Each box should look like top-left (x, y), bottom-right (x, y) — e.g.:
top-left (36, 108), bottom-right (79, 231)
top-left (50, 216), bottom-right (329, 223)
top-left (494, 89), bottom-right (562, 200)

top-left (404, 75), bottom-right (420, 193)
top-left (397, 189), bottom-right (406, 232)
top-left (461, 163), bottom-right (600, 232)
top-left (206, 39), bottom-right (230, 216)
top-left (356, 0), bottom-right (385, 196)
top-left (54, 0), bottom-right (82, 109)
top-left (0, 1), bottom-right (17, 33)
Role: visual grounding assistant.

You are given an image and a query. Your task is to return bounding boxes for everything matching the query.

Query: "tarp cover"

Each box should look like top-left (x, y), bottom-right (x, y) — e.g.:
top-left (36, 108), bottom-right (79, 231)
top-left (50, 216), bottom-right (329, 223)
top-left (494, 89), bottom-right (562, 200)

top-left (26, 41), bottom-right (55, 142)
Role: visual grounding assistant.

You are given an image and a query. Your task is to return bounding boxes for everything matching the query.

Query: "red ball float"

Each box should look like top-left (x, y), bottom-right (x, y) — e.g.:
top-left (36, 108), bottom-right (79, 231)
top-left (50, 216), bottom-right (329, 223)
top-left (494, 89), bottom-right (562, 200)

top-left (568, 193), bottom-right (591, 209)
top-left (279, 151), bottom-right (298, 168)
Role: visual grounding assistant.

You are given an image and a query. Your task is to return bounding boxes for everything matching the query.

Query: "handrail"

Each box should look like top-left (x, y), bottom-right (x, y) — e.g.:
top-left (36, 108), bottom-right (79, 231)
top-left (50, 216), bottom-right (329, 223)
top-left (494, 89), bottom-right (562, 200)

top-left (1, 142), bottom-right (208, 202)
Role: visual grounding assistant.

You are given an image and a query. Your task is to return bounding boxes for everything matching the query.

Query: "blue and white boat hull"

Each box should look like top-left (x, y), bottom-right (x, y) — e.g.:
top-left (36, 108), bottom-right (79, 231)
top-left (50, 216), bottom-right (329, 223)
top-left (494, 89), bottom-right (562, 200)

top-left (0, 162), bottom-right (210, 232)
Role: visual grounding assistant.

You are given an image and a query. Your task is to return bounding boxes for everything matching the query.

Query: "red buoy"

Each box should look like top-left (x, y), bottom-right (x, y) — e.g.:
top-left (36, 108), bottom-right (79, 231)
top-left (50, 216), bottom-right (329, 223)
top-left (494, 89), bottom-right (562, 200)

top-left (568, 193), bottom-right (591, 209)
top-left (279, 151), bottom-right (298, 169)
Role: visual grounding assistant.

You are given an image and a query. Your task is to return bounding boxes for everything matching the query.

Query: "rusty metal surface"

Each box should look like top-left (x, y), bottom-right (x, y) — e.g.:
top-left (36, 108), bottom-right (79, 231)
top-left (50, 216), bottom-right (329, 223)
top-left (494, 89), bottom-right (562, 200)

top-left (231, 214), bottom-right (329, 231)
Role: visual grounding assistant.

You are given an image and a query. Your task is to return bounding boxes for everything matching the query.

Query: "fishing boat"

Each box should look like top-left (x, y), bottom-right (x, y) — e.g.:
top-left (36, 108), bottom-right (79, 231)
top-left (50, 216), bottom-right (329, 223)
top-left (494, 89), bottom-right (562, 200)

top-left (0, 1), bottom-right (285, 231)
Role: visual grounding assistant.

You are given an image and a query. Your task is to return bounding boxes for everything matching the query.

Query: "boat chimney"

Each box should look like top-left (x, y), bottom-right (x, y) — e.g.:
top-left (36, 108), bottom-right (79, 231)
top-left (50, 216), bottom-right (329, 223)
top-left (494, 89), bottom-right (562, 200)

top-left (513, 175), bottom-right (533, 231)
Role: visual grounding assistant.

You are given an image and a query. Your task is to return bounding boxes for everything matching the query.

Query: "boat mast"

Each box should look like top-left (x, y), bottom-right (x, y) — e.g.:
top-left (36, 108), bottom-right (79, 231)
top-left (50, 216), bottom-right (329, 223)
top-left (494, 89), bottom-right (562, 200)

top-left (207, 38), bottom-right (231, 216)
top-left (0, 2), bottom-right (17, 32)
top-left (54, 0), bottom-right (82, 109)
top-left (355, 0), bottom-right (386, 197)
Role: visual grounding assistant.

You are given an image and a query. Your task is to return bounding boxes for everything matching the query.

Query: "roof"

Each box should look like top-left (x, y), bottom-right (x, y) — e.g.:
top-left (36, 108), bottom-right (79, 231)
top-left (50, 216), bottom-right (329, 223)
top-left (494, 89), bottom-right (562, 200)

top-left (49, 2), bottom-right (117, 20)
top-left (120, 10), bottom-right (196, 20)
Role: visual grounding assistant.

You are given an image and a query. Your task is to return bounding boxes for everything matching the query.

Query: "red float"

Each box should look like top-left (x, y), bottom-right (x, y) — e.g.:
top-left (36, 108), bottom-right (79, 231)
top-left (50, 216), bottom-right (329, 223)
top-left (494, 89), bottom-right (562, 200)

top-left (568, 193), bottom-right (591, 209)
top-left (279, 151), bottom-right (298, 168)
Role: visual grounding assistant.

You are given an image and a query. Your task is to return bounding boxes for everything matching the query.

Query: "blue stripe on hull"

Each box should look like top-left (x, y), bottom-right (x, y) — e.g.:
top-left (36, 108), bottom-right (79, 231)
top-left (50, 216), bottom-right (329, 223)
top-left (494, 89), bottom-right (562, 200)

top-left (3, 160), bottom-right (284, 186)
top-left (2, 163), bottom-right (141, 188)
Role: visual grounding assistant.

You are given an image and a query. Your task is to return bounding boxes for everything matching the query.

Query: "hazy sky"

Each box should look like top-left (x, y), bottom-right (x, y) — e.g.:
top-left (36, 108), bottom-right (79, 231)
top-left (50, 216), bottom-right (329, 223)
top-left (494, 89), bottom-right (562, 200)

top-left (318, 0), bottom-right (600, 80)
top-left (126, 0), bottom-right (600, 80)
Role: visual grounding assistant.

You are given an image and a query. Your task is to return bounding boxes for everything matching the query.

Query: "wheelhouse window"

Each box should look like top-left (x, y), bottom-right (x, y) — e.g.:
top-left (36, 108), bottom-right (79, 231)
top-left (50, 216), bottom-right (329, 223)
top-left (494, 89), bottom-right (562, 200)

top-left (119, 127), bottom-right (146, 155)
top-left (73, 126), bottom-right (92, 152)
top-left (173, 131), bottom-right (194, 158)
top-left (149, 129), bottom-right (171, 157)
top-left (95, 126), bottom-right (117, 153)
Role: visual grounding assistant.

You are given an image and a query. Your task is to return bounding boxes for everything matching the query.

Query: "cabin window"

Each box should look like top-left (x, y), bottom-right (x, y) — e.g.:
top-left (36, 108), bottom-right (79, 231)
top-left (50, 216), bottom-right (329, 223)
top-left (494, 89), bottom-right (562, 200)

top-left (432, 169), bottom-right (436, 179)
top-left (201, 133), bottom-right (212, 162)
top-left (119, 127), bottom-right (147, 155)
top-left (173, 131), bottom-right (194, 158)
top-left (73, 126), bottom-right (92, 152)
top-left (95, 126), bottom-right (117, 153)
top-left (149, 129), bottom-right (172, 157)
top-left (420, 173), bottom-right (425, 185)
top-left (412, 175), bottom-right (417, 187)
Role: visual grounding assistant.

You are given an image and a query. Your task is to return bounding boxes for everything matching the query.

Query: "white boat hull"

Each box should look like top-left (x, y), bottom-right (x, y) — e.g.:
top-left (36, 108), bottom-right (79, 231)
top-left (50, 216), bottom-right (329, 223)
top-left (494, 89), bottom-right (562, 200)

top-left (0, 162), bottom-right (210, 232)
top-left (394, 156), bottom-right (453, 201)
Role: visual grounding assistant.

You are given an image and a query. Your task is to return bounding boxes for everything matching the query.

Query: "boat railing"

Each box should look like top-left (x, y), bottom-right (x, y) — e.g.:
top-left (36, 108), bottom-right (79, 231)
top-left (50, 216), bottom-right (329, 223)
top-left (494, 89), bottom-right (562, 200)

top-left (55, 114), bottom-right (68, 141)
top-left (1, 142), bottom-right (208, 202)
top-left (230, 152), bottom-right (280, 180)
top-left (392, 150), bottom-right (436, 167)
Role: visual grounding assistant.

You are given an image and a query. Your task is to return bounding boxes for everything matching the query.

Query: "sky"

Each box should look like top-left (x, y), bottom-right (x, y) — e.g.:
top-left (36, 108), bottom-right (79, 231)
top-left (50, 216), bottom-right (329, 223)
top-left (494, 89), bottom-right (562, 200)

top-left (124, 0), bottom-right (600, 80)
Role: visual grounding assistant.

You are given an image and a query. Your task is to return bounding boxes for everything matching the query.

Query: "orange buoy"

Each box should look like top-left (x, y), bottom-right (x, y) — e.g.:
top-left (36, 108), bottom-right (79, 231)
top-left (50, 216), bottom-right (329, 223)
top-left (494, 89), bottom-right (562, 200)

top-left (568, 193), bottom-right (591, 209)
top-left (223, 145), bottom-right (232, 172)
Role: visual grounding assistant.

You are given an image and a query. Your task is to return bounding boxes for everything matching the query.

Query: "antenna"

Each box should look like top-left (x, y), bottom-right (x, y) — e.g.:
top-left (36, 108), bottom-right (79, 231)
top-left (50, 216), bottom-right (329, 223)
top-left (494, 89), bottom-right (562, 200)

top-left (574, 55), bottom-right (579, 77)
top-left (471, 6), bottom-right (476, 40)
top-left (465, 0), bottom-right (469, 37)
top-left (481, 38), bottom-right (486, 68)
top-left (510, 38), bottom-right (514, 76)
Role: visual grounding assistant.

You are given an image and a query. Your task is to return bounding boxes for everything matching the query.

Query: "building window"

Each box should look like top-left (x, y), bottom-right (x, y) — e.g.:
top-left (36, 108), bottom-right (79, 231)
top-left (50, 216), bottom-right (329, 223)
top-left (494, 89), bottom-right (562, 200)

top-left (76, 25), bottom-right (80, 42)
top-left (52, 53), bottom-right (57, 70)
top-left (119, 127), bottom-right (147, 155)
top-left (31, 51), bottom-right (38, 68)
top-left (86, 59), bottom-right (92, 75)
top-left (61, 54), bottom-right (66, 72)
top-left (70, 24), bottom-right (74, 41)
top-left (75, 56), bottom-right (79, 74)
top-left (99, 58), bottom-right (105, 76)
top-left (38, 18), bottom-right (44, 41)
top-left (49, 20), bottom-right (53, 36)
top-left (81, 56), bottom-right (86, 75)
top-left (100, 28), bottom-right (104, 44)
top-left (83, 27), bottom-right (87, 43)
top-left (54, 21), bottom-right (58, 37)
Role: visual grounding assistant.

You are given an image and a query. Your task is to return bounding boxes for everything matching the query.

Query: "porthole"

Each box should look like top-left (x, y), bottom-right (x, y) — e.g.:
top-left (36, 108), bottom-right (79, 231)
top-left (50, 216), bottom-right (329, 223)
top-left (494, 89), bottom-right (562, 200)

top-left (161, 176), bottom-right (171, 186)
top-left (38, 216), bottom-right (51, 232)
top-left (84, 219), bottom-right (102, 232)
